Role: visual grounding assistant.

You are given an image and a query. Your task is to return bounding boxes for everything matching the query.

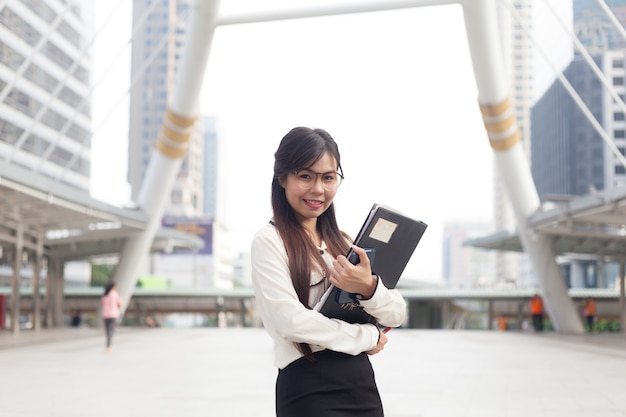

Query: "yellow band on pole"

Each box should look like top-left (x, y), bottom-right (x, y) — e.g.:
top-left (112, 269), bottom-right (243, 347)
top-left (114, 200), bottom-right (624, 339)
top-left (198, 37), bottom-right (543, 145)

top-left (489, 130), bottom-right (520, 151)
top-left (155, 108), bottom-right (195, 158)
top-left (479, 97), bottom-right (520, 151)
top-left (161, 125), bottom-right (192, 143)
top-left (157, 139), bottom-right (188, 159)
top-left (166, 108), bottom-right (197, 128)
top-left (479, 97), bottom-right (511, 117)
top-left (484, 113), bottom-right (516, 134)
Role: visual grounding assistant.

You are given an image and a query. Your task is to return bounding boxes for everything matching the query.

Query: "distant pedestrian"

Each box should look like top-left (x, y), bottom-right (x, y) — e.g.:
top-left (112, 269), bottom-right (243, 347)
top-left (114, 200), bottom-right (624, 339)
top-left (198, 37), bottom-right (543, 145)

top-left (529, 294), bottom-right (544, 332)
top-left (583, 297), bottom-right (596, 332)
top-left (497, 316), bottom-right (508, 331)
top-left (70, 310), bottom-right (82, 327)
top-left (101, 281), bottom-right (122, 353)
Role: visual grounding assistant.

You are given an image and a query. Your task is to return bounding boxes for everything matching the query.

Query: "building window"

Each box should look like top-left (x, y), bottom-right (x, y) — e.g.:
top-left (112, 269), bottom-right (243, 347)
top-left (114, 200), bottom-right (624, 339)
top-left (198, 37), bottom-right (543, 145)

top-left (614, 112), bottom-right (625, 121)
top-left (0, 118), bottom-right (24, 144)
top-left (171, 189), bottom-right (182, 204)
top-left (592, 148), bottom-right (603, 160)
top-left (616, 165), bottom-right (626, 175)
top-left (613, 59), bottom-right (624, 68)
top-left (615, 130), bottom-right (625, 138)
top-left (614, 77), bottom-right (624, 86)
top-left (0, 8), bottom-right (41, 46)
top-left (593, 166), bottom-right (604, 177)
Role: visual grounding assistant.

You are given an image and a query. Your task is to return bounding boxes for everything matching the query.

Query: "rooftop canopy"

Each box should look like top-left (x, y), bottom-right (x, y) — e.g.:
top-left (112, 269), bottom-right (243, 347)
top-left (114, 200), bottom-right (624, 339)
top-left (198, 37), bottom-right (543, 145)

top-left (0, 159), bottom-right (203, 261)
top-left (465, 185), bottom-right (626, 260)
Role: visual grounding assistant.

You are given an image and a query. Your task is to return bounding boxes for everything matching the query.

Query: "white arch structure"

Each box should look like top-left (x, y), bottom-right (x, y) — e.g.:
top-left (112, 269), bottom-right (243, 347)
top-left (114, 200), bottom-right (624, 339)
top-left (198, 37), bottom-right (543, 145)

top-left (113, 0), bottom-right (585, 333)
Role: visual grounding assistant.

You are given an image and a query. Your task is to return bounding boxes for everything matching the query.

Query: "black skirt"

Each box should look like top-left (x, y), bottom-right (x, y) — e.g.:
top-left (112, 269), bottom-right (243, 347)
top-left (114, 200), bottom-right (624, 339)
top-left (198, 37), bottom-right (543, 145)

top-left (276, 350), bottom-right (383, 417)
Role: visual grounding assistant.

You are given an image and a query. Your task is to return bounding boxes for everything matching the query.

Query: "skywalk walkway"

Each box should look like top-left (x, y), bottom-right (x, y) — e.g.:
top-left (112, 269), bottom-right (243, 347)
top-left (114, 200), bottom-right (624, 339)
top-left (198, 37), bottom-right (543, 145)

top-left (1, 327), bottom-right (625, 417)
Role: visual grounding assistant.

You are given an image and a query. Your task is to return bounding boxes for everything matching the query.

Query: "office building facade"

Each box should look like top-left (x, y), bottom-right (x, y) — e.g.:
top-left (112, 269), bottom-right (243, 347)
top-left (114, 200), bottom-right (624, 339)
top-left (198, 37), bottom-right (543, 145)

top-left (532, 52), bottom-right (626, 193)
top-left (128, 0), bottom-right (204, 216)
top-left (493, 0), bottom-right (536, 288)
top-left (490, 0), bottom-right (575, 288)
top-left (0, 1), bottom-right (92, 191)
top-left (530, 1), bottom-right (626, 289)
top-left (127, 1), bottom-right (233, 292)
top-left (531, 55), bottom-right (610, 197)
top-left (574, 0), bottom-right (626, 53)
top-left (533, 0), bottom-right (626, 197)
top-left (442, 221), bottom-right (495, 289)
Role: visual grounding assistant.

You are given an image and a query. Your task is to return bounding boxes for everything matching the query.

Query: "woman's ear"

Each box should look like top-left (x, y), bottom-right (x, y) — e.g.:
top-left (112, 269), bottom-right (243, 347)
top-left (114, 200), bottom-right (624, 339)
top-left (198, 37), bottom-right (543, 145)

top-left (278, 176), bottom-right (286, 188)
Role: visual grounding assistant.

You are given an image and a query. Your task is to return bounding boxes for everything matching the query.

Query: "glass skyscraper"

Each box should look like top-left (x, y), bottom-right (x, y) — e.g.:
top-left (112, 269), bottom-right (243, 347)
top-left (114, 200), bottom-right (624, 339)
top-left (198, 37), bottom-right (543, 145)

top-left (0, 1), bottom-right (92, 191)
top-left (128, 0), bottom-right (204, 216)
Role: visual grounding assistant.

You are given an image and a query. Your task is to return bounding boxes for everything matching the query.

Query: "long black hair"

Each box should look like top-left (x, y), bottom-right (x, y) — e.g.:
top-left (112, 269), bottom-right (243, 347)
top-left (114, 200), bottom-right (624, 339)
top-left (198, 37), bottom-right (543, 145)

top-left (104, 282), bottom-right (115, 296)
top-left (271, 127), bottom-right (351, 360)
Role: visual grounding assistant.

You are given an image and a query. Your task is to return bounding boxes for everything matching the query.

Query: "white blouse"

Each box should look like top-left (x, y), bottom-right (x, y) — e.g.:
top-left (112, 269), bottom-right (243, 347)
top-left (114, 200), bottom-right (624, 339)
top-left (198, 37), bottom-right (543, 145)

top-left (251, 223), bottom-right (407, 369)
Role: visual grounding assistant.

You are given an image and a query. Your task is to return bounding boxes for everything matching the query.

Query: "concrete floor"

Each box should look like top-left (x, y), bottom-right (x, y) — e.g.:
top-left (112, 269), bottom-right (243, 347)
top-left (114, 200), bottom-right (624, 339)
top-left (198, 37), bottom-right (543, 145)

top-left (1, 327), bottom-right (626, 417)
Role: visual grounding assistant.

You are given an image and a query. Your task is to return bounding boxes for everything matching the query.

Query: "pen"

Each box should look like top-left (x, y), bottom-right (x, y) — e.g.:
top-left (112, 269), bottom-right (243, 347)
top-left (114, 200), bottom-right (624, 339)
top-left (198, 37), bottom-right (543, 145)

top-left (382, 327), bottom-right (391, 334)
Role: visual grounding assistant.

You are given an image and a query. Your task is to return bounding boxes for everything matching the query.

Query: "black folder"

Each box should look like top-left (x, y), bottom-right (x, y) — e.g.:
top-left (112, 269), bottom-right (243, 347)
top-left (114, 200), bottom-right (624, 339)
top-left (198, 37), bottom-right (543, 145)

top-left (315, 204), bottom-right (428, 324)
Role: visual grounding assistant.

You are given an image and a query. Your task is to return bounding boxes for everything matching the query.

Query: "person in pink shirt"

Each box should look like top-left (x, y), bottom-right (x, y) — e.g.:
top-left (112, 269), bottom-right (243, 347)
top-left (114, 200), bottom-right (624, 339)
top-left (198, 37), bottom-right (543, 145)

top-left (101, 281), bottom-right (122, 353)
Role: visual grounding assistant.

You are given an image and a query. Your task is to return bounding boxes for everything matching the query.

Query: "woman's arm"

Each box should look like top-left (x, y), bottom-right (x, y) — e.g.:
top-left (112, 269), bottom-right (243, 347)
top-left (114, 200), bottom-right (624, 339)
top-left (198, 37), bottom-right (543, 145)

top-left (251, 226), bottom-right (380, 355)
top-left (328, 245), bottom-right (407, 328)
top-left (358, 280), bottom-right (407, 327)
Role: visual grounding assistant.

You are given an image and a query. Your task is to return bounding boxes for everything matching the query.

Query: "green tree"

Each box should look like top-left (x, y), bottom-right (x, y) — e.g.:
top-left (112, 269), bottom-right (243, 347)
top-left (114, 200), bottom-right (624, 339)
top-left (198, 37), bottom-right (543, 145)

top-left (91, 263), bottom-right (114, 287)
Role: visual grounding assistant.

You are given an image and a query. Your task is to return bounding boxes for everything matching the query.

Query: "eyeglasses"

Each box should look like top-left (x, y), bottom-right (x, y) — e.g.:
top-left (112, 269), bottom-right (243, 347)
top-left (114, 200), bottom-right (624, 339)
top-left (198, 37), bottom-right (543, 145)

top-left (290, 169), bottom-right (344, 191)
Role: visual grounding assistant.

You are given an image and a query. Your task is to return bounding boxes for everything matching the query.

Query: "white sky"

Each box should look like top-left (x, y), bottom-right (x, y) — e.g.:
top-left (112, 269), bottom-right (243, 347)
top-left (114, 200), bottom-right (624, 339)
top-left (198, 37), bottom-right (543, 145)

top-left (91, 1), bottom-right (496, 283)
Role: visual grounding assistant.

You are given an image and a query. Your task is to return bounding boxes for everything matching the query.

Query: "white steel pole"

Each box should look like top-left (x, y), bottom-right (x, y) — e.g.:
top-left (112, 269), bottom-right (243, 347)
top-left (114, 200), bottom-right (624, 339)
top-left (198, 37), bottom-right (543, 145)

top-left (114, 0), bottom-right (221, 311)
top-left (218, 0), bottom-right (458, 26)
top-left (461, 0), bottom-right (584, 333)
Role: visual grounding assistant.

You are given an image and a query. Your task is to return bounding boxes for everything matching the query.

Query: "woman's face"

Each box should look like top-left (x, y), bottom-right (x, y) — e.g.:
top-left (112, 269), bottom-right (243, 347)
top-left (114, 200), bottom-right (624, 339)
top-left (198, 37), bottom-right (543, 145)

top-left (282, 152), bottom-right (339, 228)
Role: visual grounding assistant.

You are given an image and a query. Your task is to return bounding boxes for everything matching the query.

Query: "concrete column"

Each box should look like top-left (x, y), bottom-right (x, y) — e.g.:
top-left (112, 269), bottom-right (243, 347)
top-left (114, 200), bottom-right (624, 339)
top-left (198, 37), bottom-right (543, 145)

top-left (10, 224), bottom-right (23, 334)
top-left (46, 260), bottom-right (55, 328)
top-left (619, 258), bottom-right (626, 333)
top-left (240, 299), bottom-right (248, 327)
top-left (487, 300), bottom-right (494, 330)
top-left (45, 257), bottom-right (64, 327)
top-left (53, 260), bottom-right (65, 327)
top-left (407, 300), bottom-right (431, 329)
top-left (32, 232), bottom-right (44, 331)
top-left (596, 259), bottom-right (604, 288)
top-left (44, 256), bottom-right (52, 328)
top-left (442, 300), bottom-right (451, 328)
top-left (571, 261), bottom-right (585, 288)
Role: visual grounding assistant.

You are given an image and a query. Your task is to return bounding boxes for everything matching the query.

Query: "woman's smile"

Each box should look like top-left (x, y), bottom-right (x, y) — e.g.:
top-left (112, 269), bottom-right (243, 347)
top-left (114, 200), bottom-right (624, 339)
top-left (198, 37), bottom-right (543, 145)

top-left (303, 199), bottom-right (324, 208)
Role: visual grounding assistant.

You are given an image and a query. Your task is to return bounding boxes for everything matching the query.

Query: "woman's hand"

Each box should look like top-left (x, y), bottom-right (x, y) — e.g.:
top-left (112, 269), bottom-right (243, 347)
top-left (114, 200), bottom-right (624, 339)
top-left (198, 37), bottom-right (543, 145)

top-left (328, 245), bottom-right (377, 298)
top-left (366, 329), bottom-right (388, 355)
